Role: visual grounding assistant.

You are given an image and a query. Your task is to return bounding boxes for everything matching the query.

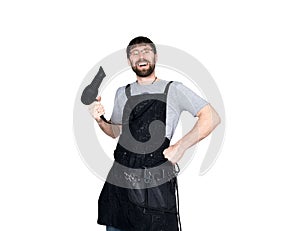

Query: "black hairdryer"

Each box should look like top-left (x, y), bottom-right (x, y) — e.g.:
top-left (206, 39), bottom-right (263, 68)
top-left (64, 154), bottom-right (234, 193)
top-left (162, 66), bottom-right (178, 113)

top-left (81, 66), bottom-right (110, 123)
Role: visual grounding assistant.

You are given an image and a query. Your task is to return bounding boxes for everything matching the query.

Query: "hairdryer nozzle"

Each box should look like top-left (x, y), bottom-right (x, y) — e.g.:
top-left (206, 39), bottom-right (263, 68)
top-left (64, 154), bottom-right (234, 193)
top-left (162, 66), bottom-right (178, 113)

top-left (81, 66), bottom-right (106, 105)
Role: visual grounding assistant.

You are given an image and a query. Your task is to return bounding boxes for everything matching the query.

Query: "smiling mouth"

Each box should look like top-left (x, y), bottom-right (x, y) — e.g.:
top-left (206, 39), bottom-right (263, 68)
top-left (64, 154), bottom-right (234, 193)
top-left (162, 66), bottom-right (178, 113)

top-left (137, 61), bottom-right (149, 67)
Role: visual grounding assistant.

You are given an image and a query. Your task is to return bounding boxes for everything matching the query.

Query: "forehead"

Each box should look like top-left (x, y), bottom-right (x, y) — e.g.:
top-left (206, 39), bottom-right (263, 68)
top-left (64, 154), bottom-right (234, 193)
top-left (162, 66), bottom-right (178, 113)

top-left (129, 43), bottom-right (152, 51)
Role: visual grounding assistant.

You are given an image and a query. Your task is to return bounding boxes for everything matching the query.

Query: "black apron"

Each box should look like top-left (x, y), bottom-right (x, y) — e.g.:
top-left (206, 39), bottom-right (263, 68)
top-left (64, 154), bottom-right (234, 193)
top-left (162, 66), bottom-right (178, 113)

top-left (98, 81), bottom-right (180, 231)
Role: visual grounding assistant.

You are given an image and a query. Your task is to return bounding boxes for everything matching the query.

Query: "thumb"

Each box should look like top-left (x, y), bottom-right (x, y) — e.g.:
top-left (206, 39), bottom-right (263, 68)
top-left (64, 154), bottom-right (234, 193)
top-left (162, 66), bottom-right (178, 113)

top-left (96, 96), bottom-right (101, 102)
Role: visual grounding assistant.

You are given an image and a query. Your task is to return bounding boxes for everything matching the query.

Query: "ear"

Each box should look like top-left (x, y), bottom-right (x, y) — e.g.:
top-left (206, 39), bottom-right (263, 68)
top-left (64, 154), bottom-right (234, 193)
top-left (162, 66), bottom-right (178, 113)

top-left (127, 58), bottom-right (131, 66)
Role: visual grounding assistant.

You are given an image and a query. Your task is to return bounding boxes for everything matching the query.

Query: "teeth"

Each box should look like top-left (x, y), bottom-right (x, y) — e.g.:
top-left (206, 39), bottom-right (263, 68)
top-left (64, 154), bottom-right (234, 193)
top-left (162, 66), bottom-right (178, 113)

top-left (138, 62), bottom-right (148, 67)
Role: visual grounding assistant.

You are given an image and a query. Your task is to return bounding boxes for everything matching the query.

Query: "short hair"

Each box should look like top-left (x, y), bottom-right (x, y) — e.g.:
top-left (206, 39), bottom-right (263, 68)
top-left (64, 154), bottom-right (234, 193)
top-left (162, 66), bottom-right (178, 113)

top-left (126, 36), bottom-right (157, 58)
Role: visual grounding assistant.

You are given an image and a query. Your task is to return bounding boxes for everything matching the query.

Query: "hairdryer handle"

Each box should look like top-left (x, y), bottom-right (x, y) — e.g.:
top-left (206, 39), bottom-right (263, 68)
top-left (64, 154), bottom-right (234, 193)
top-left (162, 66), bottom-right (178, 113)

top-left (100, 115), bottom-right (110, 124)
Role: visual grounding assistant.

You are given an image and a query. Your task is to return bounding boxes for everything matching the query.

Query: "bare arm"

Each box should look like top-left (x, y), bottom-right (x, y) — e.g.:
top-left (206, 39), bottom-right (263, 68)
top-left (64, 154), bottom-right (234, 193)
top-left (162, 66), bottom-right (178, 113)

top-left (88, 96), bottom-right (121, 138)
top-left (96, 118), bottom-right (121, 138)
top-left (163, 104), bottom-right (221, 164)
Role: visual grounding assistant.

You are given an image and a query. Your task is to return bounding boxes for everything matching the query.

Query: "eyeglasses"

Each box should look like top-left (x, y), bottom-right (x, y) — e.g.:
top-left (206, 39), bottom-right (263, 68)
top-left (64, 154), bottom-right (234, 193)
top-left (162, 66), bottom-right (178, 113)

top-left (129, 48), bottom-right (153, 57)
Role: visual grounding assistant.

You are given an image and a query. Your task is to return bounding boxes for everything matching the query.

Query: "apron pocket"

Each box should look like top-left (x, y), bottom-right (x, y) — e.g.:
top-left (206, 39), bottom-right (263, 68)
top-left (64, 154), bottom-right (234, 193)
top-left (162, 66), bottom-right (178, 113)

top-left (128, 179), bottom-right (177, 213)
top-left (128, 188), bottom-right (147, 206)
top-left (147, 180), bottom-right (176, 212)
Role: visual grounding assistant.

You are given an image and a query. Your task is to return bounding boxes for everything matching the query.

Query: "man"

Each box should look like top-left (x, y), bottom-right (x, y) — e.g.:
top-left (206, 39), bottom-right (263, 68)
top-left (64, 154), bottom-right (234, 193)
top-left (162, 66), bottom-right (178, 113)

top-left (89, 36), bottom-right (221, 231)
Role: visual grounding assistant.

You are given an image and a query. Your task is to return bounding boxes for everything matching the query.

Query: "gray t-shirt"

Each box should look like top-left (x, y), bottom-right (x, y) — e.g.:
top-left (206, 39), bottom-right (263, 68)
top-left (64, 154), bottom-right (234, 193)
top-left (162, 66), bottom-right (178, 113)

top-left (110, 80), bottom-right (208, 139)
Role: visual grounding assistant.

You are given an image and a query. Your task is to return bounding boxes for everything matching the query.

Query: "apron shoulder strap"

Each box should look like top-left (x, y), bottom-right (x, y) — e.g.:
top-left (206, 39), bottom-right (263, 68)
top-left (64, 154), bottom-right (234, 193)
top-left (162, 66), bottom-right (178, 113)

top-left (126, 81), bottom-right (172, 98)
top-left (125, 84), bottom-right (131, 99)
top-left (164, 81), bottom-right (173, 95)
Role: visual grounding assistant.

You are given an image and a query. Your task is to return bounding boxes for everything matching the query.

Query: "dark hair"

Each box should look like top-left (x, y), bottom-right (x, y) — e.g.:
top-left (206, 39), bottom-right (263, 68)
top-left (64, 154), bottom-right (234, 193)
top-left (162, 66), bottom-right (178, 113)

top-left (126, 36), bottom-right (157, 58)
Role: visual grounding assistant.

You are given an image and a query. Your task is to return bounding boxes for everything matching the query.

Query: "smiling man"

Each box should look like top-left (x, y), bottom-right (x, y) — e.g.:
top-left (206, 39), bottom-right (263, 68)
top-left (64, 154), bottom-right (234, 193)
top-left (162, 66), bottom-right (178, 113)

top-left (89, 36), bottom-right (221, 231)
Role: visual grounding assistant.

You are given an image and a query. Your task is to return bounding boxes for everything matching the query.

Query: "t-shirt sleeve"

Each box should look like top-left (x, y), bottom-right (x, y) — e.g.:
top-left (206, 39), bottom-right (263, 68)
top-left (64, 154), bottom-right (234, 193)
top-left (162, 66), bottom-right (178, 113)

top-left (174, 82), bottom-right (209, 117)
top-left (110, 87), bottom-right (124, 124)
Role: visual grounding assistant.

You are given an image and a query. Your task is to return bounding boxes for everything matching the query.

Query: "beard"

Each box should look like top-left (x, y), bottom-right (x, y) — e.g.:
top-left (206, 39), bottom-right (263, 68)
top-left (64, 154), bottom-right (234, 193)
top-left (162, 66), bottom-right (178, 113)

top-left (131, 59), bottom-right (156, 77)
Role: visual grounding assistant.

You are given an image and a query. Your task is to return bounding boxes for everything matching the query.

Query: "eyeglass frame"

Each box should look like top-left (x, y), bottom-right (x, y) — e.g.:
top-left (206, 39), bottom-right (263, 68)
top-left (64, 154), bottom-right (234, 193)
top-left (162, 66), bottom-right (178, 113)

top-left (129, 48), bottom-right (154, 58)
top-left (126, 42), bottom-right (157, 59)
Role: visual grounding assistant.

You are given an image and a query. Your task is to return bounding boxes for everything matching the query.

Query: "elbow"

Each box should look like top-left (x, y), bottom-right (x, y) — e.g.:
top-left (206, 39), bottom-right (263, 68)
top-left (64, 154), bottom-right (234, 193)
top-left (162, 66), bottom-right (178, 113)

top-left (211, 113), bottom-right (221, 132)
top-left (110, 127), bottom-right (121, 139)
top-left (110, 134), bottom-right (119, 139)
top-left (202, 113), bottom-right (221, 139)
top-left (210, 105), bottom-right (221, 128)
top-left (215, 113), bottom-right (221, 127)
top-left (110, 131), bottom-right (120, 139)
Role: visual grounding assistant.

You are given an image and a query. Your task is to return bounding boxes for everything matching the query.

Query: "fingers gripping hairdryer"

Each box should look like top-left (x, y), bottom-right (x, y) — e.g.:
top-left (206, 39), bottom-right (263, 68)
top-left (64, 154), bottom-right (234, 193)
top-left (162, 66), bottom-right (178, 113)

top-left (81, 66), bottom-right (110, 123)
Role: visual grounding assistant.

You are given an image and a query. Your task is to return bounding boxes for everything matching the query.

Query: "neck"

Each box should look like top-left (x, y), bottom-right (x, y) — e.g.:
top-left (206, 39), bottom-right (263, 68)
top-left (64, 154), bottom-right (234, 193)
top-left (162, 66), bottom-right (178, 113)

top-left (136, 72), bottom-right (157, 85)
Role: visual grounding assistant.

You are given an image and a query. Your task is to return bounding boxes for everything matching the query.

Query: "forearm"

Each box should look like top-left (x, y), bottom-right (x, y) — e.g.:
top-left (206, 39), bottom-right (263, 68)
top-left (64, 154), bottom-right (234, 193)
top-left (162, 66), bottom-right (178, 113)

top-left (96, 118), bottom-right (121, 138)
top-left (176, 104), bottom-right (221, 152)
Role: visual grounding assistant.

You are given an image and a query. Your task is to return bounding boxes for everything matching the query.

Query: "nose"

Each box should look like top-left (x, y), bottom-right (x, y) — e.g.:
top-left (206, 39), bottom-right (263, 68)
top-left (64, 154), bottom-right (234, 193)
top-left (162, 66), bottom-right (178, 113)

top-left (138, 52), bottom-right (145, 58)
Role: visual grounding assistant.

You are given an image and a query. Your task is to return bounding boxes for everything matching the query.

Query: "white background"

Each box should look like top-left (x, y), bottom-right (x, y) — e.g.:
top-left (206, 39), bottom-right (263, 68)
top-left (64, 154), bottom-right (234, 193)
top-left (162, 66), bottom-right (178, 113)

top-left (1, 0), bottom-right (299, 230)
